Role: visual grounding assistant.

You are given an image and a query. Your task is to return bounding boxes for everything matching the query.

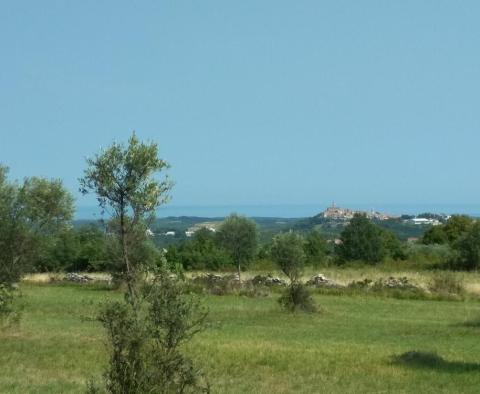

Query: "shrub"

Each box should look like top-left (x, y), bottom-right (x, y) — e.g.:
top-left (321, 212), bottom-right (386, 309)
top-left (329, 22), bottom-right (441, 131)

top-left (93, 271), bottom-right (209, 393)
top-left (0, 284), bottom-right (21, 327)
top-left (167, 228), bottom-right (233, 271)
top-left (191, 274), bottom-right (240, 296)
top-left (335, 214), bottom-right (387, 263)
top-left (271, 232), bottom-right (306, 283)
top-left (271, 232), bottom-right (317, 313)
top-left (428, 272), bottom-right (465, 296)
top-left (304, 230), bottom-right (328, 266)
top-left (278, 283), bottom-right (316, 313)
top-left (449, 222), bottom-right (480, 270)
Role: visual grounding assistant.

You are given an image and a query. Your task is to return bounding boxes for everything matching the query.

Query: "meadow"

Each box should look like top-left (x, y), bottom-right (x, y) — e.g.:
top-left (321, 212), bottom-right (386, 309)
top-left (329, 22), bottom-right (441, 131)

top-left (1, 270), bottom-right (480, 394)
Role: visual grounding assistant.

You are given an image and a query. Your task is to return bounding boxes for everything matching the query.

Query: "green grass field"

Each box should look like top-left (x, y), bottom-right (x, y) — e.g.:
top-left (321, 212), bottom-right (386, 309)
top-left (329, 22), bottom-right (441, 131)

top-left (1, 278), bottom-right (480, 393)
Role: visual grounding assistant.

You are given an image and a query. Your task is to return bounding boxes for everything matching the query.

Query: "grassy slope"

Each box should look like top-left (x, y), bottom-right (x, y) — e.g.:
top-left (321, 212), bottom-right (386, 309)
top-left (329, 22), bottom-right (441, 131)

top-left (1, 283), bottom-right (480, 393)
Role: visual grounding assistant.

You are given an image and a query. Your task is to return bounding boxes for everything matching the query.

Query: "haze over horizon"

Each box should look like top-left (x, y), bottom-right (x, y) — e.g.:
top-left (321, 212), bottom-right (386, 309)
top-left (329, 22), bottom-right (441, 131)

top-left (2, 1), bottom-right (480, 209)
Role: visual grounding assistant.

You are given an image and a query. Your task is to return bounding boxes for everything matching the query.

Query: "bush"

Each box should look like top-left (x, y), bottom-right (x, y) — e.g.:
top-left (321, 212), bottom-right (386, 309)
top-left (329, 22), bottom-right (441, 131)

top-left (191, 274), bottom-right (240, 296)
top-left (167, 229), bottom-right (233, 271)
top-left (335, 214), bottom-right (387, 263)
top-left (0, 284), bottom-right (21, 327)
top-left (304, 230), bottom-right (329, 266)
top-left (93, 271), bottom-right (209, 393)
top-left (271, 232), bottom-right (306, 283)
top-left (449, 222), bottom-right (480, 270)
top-left (428, 272), bottom-right (465, 296)
top-left (278, 283), bottom-right (316, 313)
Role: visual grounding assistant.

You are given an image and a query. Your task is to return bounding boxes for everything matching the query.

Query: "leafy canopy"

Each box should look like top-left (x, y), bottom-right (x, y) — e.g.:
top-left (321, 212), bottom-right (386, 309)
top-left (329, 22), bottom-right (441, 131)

top-left (80, 133), bottom-right (172, 221)
top-left (271, 232), bottom-right (306, 283)
top-left (216, 214), bottom-right (257, 277)
top-left (335, 214), bottom-right (387, 264)
top-left (0, 166), bottom-right (74, 284)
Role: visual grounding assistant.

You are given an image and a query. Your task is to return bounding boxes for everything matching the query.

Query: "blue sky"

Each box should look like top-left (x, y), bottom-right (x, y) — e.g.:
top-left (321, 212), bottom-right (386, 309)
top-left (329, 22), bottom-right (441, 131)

top-left (1, 1), bottom-right (480, 210)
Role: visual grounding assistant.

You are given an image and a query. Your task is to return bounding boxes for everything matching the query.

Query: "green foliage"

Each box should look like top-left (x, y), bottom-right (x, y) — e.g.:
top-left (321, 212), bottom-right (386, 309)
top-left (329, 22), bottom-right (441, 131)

top-left (216, 214), bottom-right (257, 278)
top-left (0, 284), bottom-right (18, 326)
top-left (278, 283), bottom-right (316, 313)
top-left (95, 269), bottom-right (209, 394)
top-left (167, 229), bottom-right (232, 271)
top-left (33, 225), bottom-right (109, 272)
top-left (271, 232), bottom-right (317, 313)
top-left (422, 225), bottom-right (448, 245)
top-left (79, 133), bottom-right (172, 219)
top-left (271, 232), bottom-right (306, 283)
top-left (303, 230), bottom-right (328, 266)
top-left (443, 215), bottom-right (473, 243)
top-left (0, 165), bottom-right (74, 285)
top-left (99, 301), bottom-right (145, 393)
top-left (335, 214), bottom-right (387, 264)
top-left (381, 230), bottom-right (407, 260)
top-left (422, 215), bottom-right (473, 245)
top-left (81, 135), bottom-right (208, 393)
top-left (404, 243), bottom-right (452, 269)
top-left (449, 221), bottom-right (480, 270)
top-left (80, 133), bottom-right (172, 304)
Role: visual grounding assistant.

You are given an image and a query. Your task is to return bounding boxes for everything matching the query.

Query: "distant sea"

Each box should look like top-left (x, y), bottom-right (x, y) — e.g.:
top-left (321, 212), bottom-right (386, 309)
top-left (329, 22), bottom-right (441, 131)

top-left (75, 203), bottom-right (480, 220)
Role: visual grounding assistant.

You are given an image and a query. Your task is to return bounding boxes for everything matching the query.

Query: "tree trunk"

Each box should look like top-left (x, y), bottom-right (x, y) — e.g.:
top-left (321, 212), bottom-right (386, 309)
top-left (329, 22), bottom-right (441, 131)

top-left (119, 204), bottom-right (136, 309)
top-left (237, 261), bottom-right (241, 283)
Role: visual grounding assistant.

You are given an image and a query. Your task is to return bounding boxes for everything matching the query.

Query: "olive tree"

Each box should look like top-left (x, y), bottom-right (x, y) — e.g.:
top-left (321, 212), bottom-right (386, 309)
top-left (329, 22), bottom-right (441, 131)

top-left (216, 214), bottom-right (257, 281)
top-left (271, 232), bottom-right (306, 283)
top-left (81, 134), bottom-right (208, 393)
top-left (80, 133), bottom-right (172, 306)
top-left (271, 232), bottom-right (316, 313)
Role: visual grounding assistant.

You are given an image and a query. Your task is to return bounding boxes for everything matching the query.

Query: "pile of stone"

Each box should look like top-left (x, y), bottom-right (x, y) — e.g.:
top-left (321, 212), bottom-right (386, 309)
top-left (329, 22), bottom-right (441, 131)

top-left (306, 274), bottom-right (341, 288)
top-left (377, 276), bottom-right (416, 289)
top-left (63, 273), bottom-right (92, 283)
top-left (192, 273), bottom-right (240, 287)
top-left (248, 275), bottom-right (287, 287)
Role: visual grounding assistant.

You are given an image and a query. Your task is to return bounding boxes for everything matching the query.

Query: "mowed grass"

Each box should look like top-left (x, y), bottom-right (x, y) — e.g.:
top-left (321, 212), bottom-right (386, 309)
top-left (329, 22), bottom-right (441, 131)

top-left (1, 282), bottom-right (480, 393)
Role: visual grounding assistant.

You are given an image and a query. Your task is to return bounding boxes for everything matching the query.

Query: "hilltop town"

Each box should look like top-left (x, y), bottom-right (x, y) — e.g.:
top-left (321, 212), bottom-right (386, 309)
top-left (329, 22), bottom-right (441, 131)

top-left (320, 202), bottom-right (399, 221)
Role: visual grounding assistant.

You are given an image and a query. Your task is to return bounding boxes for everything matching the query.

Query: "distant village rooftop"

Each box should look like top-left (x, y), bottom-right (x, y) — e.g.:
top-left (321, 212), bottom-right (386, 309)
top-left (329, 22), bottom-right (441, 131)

top-left (321, 202), bottom-right (398, 221)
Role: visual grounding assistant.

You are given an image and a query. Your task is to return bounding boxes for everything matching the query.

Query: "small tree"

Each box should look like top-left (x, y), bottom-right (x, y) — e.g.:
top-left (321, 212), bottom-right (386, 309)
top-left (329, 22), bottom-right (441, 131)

top-left (80, 133), bottom-right (172, 306)
top-left (97, 263), bottom-right (209, 394)
top-left (216, 214), bottom-right (257, 281)
top-left (0, 168), bottom-right (74, 285)
top-left (271, 232), bottom-right (316, 313)
top-left (271, 232), bottom-right (306, 283)
top-left (304, 230), bottom-right (328, 266)
top-left (450, 222), bottom-right (480, 270)
top-left (422, 215), bottom-right (473, 246)
top-left (168, 228), bottom-right (232, 271)
top-left (335, 213), bottom-right (387, 264)
top-left (81, 134), bottom-right (208, 393)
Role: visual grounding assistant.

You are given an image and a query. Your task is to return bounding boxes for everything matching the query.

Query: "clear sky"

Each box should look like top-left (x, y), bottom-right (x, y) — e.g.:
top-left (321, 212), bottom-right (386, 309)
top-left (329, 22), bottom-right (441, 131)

top-left (1, 1), bottom-right (480, 210)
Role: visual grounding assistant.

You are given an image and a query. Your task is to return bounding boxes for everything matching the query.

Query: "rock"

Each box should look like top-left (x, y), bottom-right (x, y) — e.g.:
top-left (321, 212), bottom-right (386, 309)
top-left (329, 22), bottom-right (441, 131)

top-left (380, 276), bottom-right (416, 289)
top-left (306, 274), bottom-right (341, 288)
top-left (63, 273), bottom-right (92, 283)
top-left (249, 275), bottom-right (287, 287)
top-left (192, 273), bottom-right (239, 286)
